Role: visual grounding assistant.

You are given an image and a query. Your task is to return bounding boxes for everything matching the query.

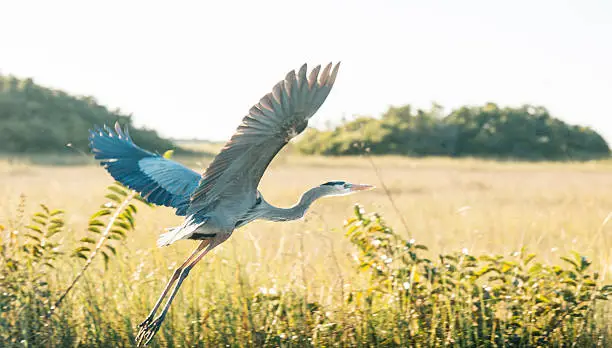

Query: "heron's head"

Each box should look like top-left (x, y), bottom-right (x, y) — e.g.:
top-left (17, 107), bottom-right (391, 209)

top-left (319, 181), bottom-right (375, 196)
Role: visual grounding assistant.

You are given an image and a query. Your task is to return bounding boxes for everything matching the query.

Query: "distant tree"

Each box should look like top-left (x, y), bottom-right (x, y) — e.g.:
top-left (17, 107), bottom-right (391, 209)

top-left (0, 74), bottom-right (184, 154)
top-left (296, 103), bottom-right (610, 160)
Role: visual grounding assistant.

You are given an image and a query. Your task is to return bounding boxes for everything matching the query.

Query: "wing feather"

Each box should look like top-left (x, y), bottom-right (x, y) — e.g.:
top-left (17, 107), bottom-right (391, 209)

top-left (187, 63), bottom-right (341, 221)
top-left (89, 122), bottom-right (201, 215)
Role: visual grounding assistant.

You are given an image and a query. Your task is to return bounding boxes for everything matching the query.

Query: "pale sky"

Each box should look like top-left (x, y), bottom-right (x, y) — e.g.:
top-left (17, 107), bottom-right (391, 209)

top-left (2, 0), bottom-right (611, 142)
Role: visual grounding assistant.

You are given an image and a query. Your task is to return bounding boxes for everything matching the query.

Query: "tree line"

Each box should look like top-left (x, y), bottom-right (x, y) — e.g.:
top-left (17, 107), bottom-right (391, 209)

top-left (297, 103), bottom-right (610, 160)
top-left (1, 73), bottom-right (608, 160)
top-left (0, 73), bottom-right (180, 154)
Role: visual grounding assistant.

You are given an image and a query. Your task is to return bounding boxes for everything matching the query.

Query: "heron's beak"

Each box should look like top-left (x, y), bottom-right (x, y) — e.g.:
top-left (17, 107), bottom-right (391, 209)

top-left (350, 184), bottom-right (375, 192)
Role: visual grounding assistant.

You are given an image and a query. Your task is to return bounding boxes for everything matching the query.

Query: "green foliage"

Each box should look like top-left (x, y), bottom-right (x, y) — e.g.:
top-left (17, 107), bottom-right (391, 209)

top-left (344, 204), bottom-right (612, 346)
top-left (0, 184), bottom-right (149, 346)
top-left (0, 73), bottom-right (183, 154)
top-left (22, 204), bottom-right (65, 268)
top-left (298, 103), bottom-right (610, 160)
top-left (0, 198), bottom-right (66, 344)
top-left (0, 193), bottom-right (611, 346)
top-left (73, 183), bottom-right (142, 268)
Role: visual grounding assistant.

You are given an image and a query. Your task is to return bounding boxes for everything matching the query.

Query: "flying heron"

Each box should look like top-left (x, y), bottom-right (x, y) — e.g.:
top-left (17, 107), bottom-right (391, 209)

top-left (89, 62), bottom-right (374, 346)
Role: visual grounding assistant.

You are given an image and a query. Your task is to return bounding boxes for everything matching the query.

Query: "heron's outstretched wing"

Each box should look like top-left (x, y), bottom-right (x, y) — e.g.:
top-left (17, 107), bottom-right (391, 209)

top-left (187, 63), bottom-right (340, 221)
top-left (89, 123), bottom-right (201, 215)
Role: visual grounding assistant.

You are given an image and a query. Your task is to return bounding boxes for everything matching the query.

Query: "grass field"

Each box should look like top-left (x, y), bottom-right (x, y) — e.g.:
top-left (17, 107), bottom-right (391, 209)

top-left (2, 153), bottom-right (612, 346)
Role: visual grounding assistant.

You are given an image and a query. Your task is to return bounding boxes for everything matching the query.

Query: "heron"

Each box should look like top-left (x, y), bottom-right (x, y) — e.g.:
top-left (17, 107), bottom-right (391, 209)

top-left (88, 62), bottom-right (374, 346)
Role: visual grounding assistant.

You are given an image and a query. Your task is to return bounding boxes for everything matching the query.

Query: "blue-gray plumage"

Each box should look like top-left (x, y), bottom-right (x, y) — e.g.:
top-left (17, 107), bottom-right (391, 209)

top-left (89, 124), bottom-right (200, 215)
top-left (88, 62), bottom-right (374, 346)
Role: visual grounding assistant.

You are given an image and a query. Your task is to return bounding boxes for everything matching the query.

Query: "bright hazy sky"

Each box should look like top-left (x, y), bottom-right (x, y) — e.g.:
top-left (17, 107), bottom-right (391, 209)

top-left (2, 1), bottom-right (611, 142)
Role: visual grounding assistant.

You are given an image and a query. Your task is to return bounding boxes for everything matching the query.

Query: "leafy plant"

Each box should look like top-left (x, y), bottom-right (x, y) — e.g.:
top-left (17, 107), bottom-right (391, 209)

top-left (344, 204), bottom-right (612, 346)
top-left (1, 189), bottom-right (611, 346)
top-left (72, 183), bottom-right (140, 267)
top-left (49, 182), bottom-right (150, 317)
top-left (0, 199), bottom-right (66, 344)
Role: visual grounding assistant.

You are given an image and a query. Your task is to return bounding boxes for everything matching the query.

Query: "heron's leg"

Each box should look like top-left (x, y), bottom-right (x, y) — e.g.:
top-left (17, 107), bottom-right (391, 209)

top-left (141, 241), bottom-right (208, 321)
top-left (135, 241), bottom-right (208, 345)
top-left (138, 237), bottom-right (225, 346)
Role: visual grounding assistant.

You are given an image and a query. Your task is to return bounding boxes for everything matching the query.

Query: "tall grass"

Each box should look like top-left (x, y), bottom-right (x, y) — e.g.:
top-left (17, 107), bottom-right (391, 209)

top-left (2, 156), bottom-right (612, 346)
top-left (1, 193), bottom-right (611, 346)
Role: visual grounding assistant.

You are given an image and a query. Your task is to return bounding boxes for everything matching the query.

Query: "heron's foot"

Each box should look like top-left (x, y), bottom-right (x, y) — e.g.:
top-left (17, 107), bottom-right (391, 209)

top-left (135, 315), bottom-right (154, 345)
top-left (135, 315), bottom-right (165, 347)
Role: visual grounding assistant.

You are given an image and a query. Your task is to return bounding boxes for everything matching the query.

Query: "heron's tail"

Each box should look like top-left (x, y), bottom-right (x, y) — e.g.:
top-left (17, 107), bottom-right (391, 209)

top-left (157, 215), bottom-right (206, 247)
top-left (157, 229), bottom-right (179, 247)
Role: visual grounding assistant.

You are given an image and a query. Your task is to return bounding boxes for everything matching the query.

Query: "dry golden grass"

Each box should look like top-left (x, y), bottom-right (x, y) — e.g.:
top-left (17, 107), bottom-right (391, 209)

top-left (2, 154), bottom-right (611, 270)
top-left (2, 154), bottom-right (612, 345)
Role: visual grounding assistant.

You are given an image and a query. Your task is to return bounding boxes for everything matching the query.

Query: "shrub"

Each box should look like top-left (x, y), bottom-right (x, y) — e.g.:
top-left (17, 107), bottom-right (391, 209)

top-left (344, 205), bottom-right (612, 346)
top-left (0, 196), bottom-right (610, 346)
top-left (297, 103), bottom-right (610, 160)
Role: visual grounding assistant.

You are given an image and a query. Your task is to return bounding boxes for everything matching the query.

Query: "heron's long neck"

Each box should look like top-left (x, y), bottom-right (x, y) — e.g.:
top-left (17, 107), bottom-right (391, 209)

top-left (260, 187), bottom-right (328, 222)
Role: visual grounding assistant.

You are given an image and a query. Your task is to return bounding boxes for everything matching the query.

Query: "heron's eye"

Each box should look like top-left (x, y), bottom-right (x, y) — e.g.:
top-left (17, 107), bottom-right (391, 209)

top-left (343, 183), bottom-right (350, 189)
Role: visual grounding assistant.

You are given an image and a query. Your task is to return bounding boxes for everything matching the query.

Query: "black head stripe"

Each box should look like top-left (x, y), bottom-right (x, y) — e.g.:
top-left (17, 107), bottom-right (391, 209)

top-left (322, 181), bottom-right (346, 186)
